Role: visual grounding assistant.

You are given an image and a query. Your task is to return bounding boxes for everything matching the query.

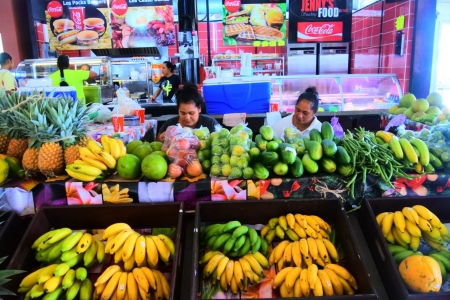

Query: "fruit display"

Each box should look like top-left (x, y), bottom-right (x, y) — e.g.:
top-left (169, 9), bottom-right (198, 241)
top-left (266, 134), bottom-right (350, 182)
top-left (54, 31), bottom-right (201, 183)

top-left (209, 127), bottom-right (232, 178)
top-left (162, 125), bottom-right (202, 179)
top-left (193, 127), bottom-right (212, 175)
top-left (388, 92), bottom-right (448, 125)
top-left (67, 135), bottom-right (127, 181)
top-left (102, 184), bottom-right (133, 204)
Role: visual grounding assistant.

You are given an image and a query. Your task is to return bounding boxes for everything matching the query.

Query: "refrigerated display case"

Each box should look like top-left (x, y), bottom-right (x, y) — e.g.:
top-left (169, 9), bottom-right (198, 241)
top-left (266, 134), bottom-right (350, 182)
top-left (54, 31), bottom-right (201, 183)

top-left (270, 74), bottom-right (402, 112)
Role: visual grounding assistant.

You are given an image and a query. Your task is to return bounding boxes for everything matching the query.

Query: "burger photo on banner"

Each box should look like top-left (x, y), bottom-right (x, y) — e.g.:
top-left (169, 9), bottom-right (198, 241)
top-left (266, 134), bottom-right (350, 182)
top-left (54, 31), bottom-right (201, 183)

top-left (46, 0), bottom-right (112, 50)
top-left (288, 0), bottom-right (352, 43)
top-left (109, 0), bottom-right (175, 48)
top-left (222, 0), bottom-right (287, 46)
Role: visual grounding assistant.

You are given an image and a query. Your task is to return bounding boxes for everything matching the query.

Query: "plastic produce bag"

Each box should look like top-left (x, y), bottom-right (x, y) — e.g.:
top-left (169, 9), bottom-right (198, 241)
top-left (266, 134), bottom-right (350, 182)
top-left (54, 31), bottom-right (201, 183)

top-left (193, 127), bottom-right (211, 174)
top-left (112, 97), bottom-right (141, 115)
top-left (284, 127), bottom-right (302, 143)
top-left (86, 103), bottom-right (113, 124)
top-left (331, 117), bottom-right (344, 139)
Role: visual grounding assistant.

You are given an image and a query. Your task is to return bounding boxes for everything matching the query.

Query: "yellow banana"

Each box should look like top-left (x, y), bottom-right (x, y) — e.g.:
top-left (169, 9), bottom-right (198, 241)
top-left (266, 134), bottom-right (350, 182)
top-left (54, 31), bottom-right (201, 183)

top-left (283, 242), bottom-right (293, 265)
top-left (204, 253), bottom-right (225, 276)
top-left (294, 277), bottom-right (302, 297)
top-left (410, 235), bottom-right (421, 251)
top-left (251, 252), bottom-right (269, 269)
top-left (108, 138), bottom-right (121, 160)
top-left (134, 236), bottom-right (146, 266)
top-left (116, 272), bottom-right (128, 300)
top-left (402, 207), bottom-right (419, 224)
top-left (66, 164), bottom-right (102, 177)
top-left (95, 265), bottom-right (121, 286)
top-left (286, 213), bottom-right (296, 229)
top-left (304, 224), bottom-right (318, 238)
top-left (74, 159), bottom-right (89, 165)
top-left (37, 264), bottom-right (58, 285)
top-left (260, 225), bottom-right (270, 239)
top-left (324, 264), bottom-right (357, 290)
top-left (115, 246), bottom-right (125, 264)
top-left (315, 255), bottom-right (326, 267)
top-left (100, 135), bottom-right (111, 154)
top-left (318, 270), bottom-right (333, 296)
top-left (405, 219), bottom-right (422, 237)
top-left (77, 233), bottom-right (93, 253)
top-left (43, 276), bottom-right (63, 293)
top-left (83, 239), bottom-right (98, 267)
top-left (268, 250), bottom-right (275, 266)
top-left (101, 271), bottom-right (122, 299)
top-left (315, 238), bottom-right (330, 263)
top-left (323, 239), bottom-right (339, 263)
top-left (299, 239), bottom-right (309, 259)
top-left (439, 225), bottom-right (450, 237)
top-left (313, 274), bottom-right (324, 296)
top-left (122, 233), bottom-right (139, 262)
top-left (93, 149), bottom-right (116, 169)
top-left (273, 240), bottom-right (289, 263)
top-left (216, 256), bottom-right (230, 280)
top-left (230, 276), bottom-right (238, 294)
top-left (294, 214), bottom-right (308, 228)
top-left (95, 282), bottom-right (106, 296)
top-left (145, 236), bottom-right (158, 268)
top-left (132, 268), bottom-right (149, 295)
top-left (386, 230), bottom-right (395, 244)
top-left (304, 215), bottom-right (320, 232)
top-left (154, 270), bottom-right (170, 299)
top-left (394, 211), bottom-right (406, 233)
top-left (338, 276), bottom-right (355, 295)
top-left (80, 155), bottom-right (108, 171)
top-left (412, 205), bottom-right (432, 221)
top-left (66, 169), bottom-right (96, 182)
top-left (233, 260), bottom-right (244, 287)
top-left (32, 231), bottom-right (55, 249)
top-left (292, 241), bottom-right (302, 267)
top-left (140, 267), bottom-right (157, 291)
top-left (273, 267), bottom-right (293, 289)
top-left (308, 263), bottom-right (318, 289)
top-left (392, 226), bottom-right (409, 248)
top-left (324, 268), bottom-right (344, 295)
top-left (110, 230), bottom-right (136, 254)
top-left (381, 212), bottom-right (394, 237)
top-left (220, 272), bottom-right (228, 292)
top-left (80, 146), bottom-right (99, 160)
top-left (307, 237), bottom-right (318, 260)
top-left (157, 234), bottom-right (175, 259)
top-left (311, 215), bottom-right (330, 232)
top-left (116, 139), bottom-right (126, 157)
top-left (430, 213), bottom-right (443, 229)
top-left (29, 283), bottom-right (45, 298)
top-left (279, 215), bottom-right (288, 231)
top-left (20, 268), bottom-right (45, 288)
top-left (293, 223), bottom-right (307, 238)
top-left (277, 256), bottom-right (285, 271)
top-left (426, 227), bottom-right (443, 240)
top-left (88, 139), bottom-right (104, 154)
top-left (124, 254), bottom-right (135, 271)
top-left (226, 260), bottom-right (234, 286)
top-left (300, 268), bottom-right (310, 297)
top-left (285, 267), bottom-right (301, 292)
top-left (243, 254), bottom-right (264, 277)
top-left (417, 216), bottom-right (433, 232)
top-left (280, 281), bottom-right (294, 298)
top-left (150, 235), bottom-right (170, 264)
top-left (127, 272), bottom-right (138, 300)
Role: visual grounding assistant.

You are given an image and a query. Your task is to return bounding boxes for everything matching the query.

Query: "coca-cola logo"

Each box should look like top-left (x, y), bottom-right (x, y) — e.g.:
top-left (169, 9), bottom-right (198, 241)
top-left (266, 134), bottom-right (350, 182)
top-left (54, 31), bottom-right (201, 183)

top-left (47, 1), bottom-right (63, 18)
top-left (72, 12), bottom-right (82, 28)
top-left (297, 21), bottom-right (343, 42)
top-left (224, 0), bottom-right (241, 13)
top-left (111, 0), bottom-right (128, 16)
top-left (305, 24), bottom-right (335, 35)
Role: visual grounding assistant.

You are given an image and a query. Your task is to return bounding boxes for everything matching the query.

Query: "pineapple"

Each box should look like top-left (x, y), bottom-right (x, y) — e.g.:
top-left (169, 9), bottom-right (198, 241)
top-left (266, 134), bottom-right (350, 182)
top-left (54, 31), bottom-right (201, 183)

top-left (0, 134), bottom-right (10, 154)
top-left (22, 147), bottom-right (40, 173)
top-left (38, 142), bottom-right (64, 176)
top-left (64, 144), bottom-right (79, 165)
top-left (78, 135), bottom-right (91, 147)
top-left (6, 138), bottom-right (28, 160)
top-left (0, 91), bottom-right (28, 156)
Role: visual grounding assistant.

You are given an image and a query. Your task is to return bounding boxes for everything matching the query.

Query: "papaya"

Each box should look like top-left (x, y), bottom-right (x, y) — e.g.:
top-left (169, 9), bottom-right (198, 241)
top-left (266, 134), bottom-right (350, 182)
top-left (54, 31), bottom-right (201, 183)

top-left (321, 139), bottom-right (337, 157)
top-left (302, 153), bottom-right (318, 173)
top-left (253, 162), bottom-right (269, 179)
top-left (399, 255), bottom-right (442, 293)
top-left (290, 156), bottom-right (304, 178)
top-left (267, 141), bottom-right (279, 152)
top-left (255, 134), bottom-right (267, 152)
top-left (305, 141), bottom-right (323, 161)
top-left (335, 146), bottom-right (351, 165)
top-left (337, 164), bottom-right (353, 177)
top-left (321, 121), bottom-right (334, 140)
top-left (333, 136), bottom-right (341, 146)
top-left (320, 158), bottom-right (336, 173)
top-left (259, 151), bottom-right (279, 167)
top-left (278, 143), bottom-right (297, 165)
top-left (429, 153), bottom-right (443, 169)
top-left (259, 126), bottom-right (274, 141)
top-left (309, 129), bottom-right (322, 143)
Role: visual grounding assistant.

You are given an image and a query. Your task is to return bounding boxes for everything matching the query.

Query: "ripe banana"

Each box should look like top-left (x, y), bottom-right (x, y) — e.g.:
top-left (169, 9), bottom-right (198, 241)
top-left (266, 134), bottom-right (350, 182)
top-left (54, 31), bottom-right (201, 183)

top-left (402, 207), bottom-right (419, 224)
top-left (286, 213), bottom-right (296, 229)
top-left (285, 267), bottom-right (301, 292)
top-left (66, 169), bottom-right (97, 181)
top-left (79, 154), bottom-right (108, 171)
top-left (61, 231), bottom-right (84, 253)
top-left (108, 138), bottom-right (121, 161)
top-left (273, 240), bottom-right (289, 263)
top-left (80, 146), bottom-right (99, 160)
top-left (37, 265), bottom-right (58, 285)
top-left (405, 219), bottom-right (422, 237)
top-left (394, 211), bottom-right (406, 233)
top-left (338, 276), bottom-right (355, 295)
top-left (150, 235), bottom-right (170, 264)
top-left (412, 205), bottom-right (433, 221)
top-left (233, 260), bottom-right (244, 287)
top-left (313, 274), bottom-right (324, 296)
top-left (46, 228), bottom-right (73, 244)
top-left (62, 269), bottom-right (76, 290)
top-left (88, 139), bottom-right (104, 154)
top-left (295, 214), bottom-right (308, 228)
top-left (293, 223), bottom-right (307, 239)
top-left (304, 224), bottom-right (318, 238)
top-left (304, 215), bottom-right (320, 232)
top-left (251, 252), bottom-right (269, 269)
top-left (243, 254), bottom-right (264, 277)
top-left (132, 268), bottom-right (149, 295)
top-left (145, 236), bottom-right (159, 268)
top-left (273, 267), bottom-right (293, 289)
top-left (376, 212), bottom-right (389, 226)
top-left (216, 256), bottom-right (230, 280)
top-left (155, 270), bottom-right (170, 299)
top-left (283, 242), bottom-right (293, 265)
top-left (324, 268), bottom-right (344, 296)
top-left (44, 276), bottom-right (63, 293)
top-left (127, 272), bottom-right (139, 300)
top-left (300, 268), bottom-right (310, 296)
top-left (66, 164), bottom-right (103, 177)
top-left (381, 213), bottom-right (394, 237)
top-left (292, 241), bottom-right (302, 267)
top-left (110, 230), bottom-right (136, 254)
top-left (226, 260), bottom-right (234, 286)
top-left (315, 238), bottom-right (330, 263)
top-left (307, 237), bottom-right (318, 260)
top-left (77, 233), bottom-right (93, 253)
top-left (325, 264), bottom-right (358, 290)
top-left (102, 271), bottom-right (122, 299)
top-left (95, 265), bottom-right (121, 286)
top-left (116, 139), bottom-right (126, 157)
top-left (204, 253), bottom-right (225, 276)
top-left (299, 238), bottom-right (309, 259)
top-left (417, 216), bottom-right (433, 232)
top-left (323, 238), bottom-right (339, 263)
top-left (308, 263), bottom-right (318, 289)
top-left (94, 150), bottom-right (116, 169)
top-left (96, 240), bottom-right (106, 263)
top-left (116, 272), bottom-right (127, 300)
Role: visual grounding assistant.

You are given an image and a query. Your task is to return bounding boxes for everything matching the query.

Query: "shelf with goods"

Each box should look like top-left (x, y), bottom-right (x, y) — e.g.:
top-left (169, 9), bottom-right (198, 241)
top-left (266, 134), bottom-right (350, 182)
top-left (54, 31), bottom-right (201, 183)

top-left (212, 57), bottom-right (285, 76)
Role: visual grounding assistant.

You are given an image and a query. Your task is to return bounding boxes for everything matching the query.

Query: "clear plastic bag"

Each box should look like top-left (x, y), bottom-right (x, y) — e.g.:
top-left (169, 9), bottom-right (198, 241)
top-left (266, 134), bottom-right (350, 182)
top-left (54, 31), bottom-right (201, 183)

top-left (86, 103), bottom-right (113, 124)
top-left (284, 127), bottom-right (302, 144)
top-left (193, 127), bottom-right (212, 174)
top-left (112, 97), bottom-right (141, 115)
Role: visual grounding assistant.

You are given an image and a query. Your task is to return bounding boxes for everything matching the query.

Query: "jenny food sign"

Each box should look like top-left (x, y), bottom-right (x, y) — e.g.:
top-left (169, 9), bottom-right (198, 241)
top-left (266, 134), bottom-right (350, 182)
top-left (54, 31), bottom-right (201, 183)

top-left (45, 0), bottom-right (112, 50)
top-left (288, 0), bottom-right (352, 43)
top-left (222, 0), bottom-right (287, 46)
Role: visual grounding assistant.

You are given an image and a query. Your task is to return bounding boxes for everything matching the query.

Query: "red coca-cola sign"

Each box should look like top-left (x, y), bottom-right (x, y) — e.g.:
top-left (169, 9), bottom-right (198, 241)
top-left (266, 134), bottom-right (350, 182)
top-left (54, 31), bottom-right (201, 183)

top-left (297, 21), bottom-right (343, 42)
top-left (224, 0), bottom-right (241, 13)
top-left (47, 1), bottom-right (63, 18)
top-left (111, 0), bottom-right (128, 16)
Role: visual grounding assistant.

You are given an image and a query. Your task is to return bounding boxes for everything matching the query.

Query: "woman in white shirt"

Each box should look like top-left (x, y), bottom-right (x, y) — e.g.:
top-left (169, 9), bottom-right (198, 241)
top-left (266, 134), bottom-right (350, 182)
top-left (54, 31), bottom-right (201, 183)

top-left (0, 52), bottom-right (16, 93)
top-left (274, 86), bottom-right (322, 140)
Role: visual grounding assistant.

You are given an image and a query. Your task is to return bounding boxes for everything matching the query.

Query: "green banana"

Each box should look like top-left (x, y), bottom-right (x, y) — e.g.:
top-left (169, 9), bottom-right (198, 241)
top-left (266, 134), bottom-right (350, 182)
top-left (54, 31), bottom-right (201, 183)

top-left (265, 229), bottom-right (276, 244)
top-left (233, 235), bottom-right (246, 252)
top-left (231, 226), bottom-right (249, 239)
top-left (61, 232), bottom-right (83, 252)
top-left (66, 253), bottom-right (84, 268)
top-left (42, 287), bottom-right (63, 300)
top-left (47, 240), bottom-right (64, 261)
top-left (222, 221), bottom-right (242, 233)
top-left (212, 233), bottom-right (232, 251)
top-left (248, 228), bottom-right (258, 246)
top-left (75, 268), bottom-right (88, 281)
top-left (201, 224), bottom-right (221, 238)
top-left (205, 224), bottom-right (225, 240)
top-left (268, 218), bottom-right (279, 229)
top-left (388, 244), bottom-right (409, 255)
top-left (83, 240), bottom-right (98, 267)
top-left (260, 238), bottom-right (268, 255)
top-left (79, 278), bottom-right (93, 300)
top-left (430, 253), bottom-right (450, 271)
top-left (251, 236), bottom-right (261, 254)
top-left (65, 280), bottom-right (81, 300)
top-left (286, 229), bottom-right (300, 241)
top-left (61, 247), bottom-right (79, 262)
top-left (62, 269), bottom-right (76, 290)
top-left (275, 225), bottom-right (285, 239)
top-left (54, 263), bottom-right (71, 277)
top-left (432, 249), bottom-right (450, 260)
top-left (393, 250), bottom-right (416, 263)
top-left (45, 228), bottom-right (73, 244)
top-left (227, 249), bottom-right (240, 257)
top-left (36, 243), bottom-right (59, 262)
top-left (238, 237), bottom-right (251, 257)
top-left (32, 231), bottom-right (54, 249)
top-left (206, 236), bottom-right (219, 249)
top-left (29, 283), bottom-right (45, 298)
top-left (223, 237), bottom-right (236, 254)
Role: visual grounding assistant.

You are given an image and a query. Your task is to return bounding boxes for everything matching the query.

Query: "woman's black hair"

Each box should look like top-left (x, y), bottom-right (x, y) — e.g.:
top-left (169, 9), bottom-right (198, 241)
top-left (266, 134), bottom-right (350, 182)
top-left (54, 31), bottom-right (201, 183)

top-left (163, 61), bottom-right (176, 73)
top-left (176, 82), bottom-right (202, 108)
top-left (0, 52), bottom-right (12, 65)
top-left (57, 55), bottom-right (70, 87)
top-left (296, 86), bottom-right (319, 113)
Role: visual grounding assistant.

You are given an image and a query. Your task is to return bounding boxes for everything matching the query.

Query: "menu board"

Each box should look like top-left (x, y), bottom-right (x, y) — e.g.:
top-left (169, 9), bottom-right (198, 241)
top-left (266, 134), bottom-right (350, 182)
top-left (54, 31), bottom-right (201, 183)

top-left (288, 0), bottom-right (352, 43)
top-left (222, 0), bottom-right (287, 46)
top-left (109, 0), bottom-right (175, 48)
top-left (45, 0), bottom-right (112, 50)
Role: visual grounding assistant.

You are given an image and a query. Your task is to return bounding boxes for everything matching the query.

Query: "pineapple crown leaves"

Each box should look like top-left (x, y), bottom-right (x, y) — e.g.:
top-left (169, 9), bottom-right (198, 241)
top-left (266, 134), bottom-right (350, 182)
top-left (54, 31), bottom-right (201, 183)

top-left (0, 256), bottom-right (25, 298)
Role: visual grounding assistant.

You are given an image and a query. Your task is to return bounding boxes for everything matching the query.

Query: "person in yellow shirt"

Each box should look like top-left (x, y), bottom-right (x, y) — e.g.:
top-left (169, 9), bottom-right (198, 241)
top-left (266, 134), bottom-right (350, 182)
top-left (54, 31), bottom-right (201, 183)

top-left (0, 52), bottom-right (17, 93)
top-left (50, 55), bottom-right (97, 104)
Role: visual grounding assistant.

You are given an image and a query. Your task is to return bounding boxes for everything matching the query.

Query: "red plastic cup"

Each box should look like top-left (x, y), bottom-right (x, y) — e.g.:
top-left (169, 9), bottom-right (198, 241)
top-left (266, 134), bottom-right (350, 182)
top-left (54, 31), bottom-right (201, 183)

top-left (134, 108), bottom-right (145, 124)
top-left (111, 114), bottom-right (124, 132)
top-left (69, 7), bottom-right (86, 32)
top-left (270, 103), bottom-right (279, 112)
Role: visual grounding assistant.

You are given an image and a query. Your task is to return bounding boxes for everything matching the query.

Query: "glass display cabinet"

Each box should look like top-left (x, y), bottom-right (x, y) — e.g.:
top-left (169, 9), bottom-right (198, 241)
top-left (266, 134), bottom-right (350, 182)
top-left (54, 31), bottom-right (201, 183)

top-left (270, 74), bottom-right (403, 112)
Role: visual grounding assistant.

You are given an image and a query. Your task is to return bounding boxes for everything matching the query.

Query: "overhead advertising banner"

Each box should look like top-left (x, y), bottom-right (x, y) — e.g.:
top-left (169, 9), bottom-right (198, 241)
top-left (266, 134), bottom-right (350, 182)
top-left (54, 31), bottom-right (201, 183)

top-left (289, 0), bottom-right (352, 43)
top-left (109, 0), bottom-right (175, 48)
top-left (45, 0), bottom-right (112, 50)
top-left (222, 0), bottom-right (287, 47)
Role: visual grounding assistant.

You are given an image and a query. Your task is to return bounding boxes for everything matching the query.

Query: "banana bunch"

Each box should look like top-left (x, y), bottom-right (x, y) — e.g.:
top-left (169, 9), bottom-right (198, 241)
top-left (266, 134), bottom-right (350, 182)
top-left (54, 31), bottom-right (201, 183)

top-left (269, 239), bottom-right (339, 271)
top-left (261, 214), bottom-right (332, 243)
top-left (274, 263), bottom-right (358, 297)
top-left (70, 135), bottom-right (127, 181)
top-left (18, 264), bottom-right (92, 300)
top-left (376, 205), bottom-right (450, 252)
top-left (93, 265), bottom-right (170, 300)
top-left (388, 244), bottom-right (424, 263)
top-left (103, 223), bottom-right (175, 270)
top-left (199, 251), bottom-right (269, 294)
top-left (429, 249), bottom-right (450, 280)
top-left (102, 184), bottom-right (133, 204)
top-left (31, 228), bottom-right (105, 268)
top-left (201, 221), bottom-right (268, 256)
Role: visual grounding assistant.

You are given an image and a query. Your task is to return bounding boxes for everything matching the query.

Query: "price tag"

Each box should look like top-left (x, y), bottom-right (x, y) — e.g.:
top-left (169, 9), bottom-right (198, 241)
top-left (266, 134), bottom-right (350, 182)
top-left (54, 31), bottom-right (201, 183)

top-left (285, 146), bottom-right (296, 155)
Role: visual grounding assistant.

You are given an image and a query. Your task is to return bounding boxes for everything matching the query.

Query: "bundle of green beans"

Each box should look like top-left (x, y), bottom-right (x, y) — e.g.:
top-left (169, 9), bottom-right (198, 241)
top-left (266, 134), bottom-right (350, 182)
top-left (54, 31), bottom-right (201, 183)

top-left (342, 128), bottom-right (413, 198)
